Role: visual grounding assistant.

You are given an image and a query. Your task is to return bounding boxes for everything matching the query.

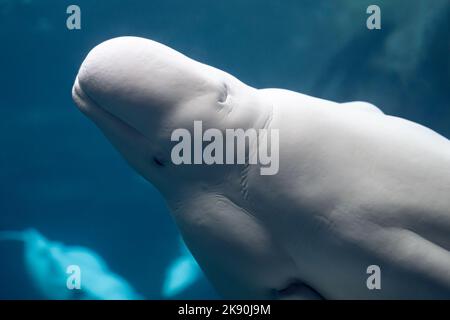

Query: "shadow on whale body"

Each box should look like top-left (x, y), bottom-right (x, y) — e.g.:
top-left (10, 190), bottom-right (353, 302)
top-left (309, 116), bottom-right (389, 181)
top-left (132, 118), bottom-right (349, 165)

top-left (73, 36), bottom-right (450, 299)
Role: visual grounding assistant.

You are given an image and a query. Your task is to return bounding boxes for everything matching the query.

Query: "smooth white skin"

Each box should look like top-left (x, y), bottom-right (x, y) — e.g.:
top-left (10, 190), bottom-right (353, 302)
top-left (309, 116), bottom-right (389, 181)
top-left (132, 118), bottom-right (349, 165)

top-left (73, 37), bottom-right (450, 299)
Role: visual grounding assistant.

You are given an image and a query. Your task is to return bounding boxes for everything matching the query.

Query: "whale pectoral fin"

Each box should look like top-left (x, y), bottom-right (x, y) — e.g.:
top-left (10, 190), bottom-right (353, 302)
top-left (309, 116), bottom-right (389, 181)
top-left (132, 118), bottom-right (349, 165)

top-left (340, 101), bottom-right (384, 114)
top-left (274, 282), bottom-right (324, 300)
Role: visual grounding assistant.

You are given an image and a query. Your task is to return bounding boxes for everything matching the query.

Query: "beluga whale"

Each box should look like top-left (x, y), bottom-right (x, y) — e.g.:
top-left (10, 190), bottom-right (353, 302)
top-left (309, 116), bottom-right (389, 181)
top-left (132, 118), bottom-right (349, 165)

top-left (72, 36), bottom-right (450, 299)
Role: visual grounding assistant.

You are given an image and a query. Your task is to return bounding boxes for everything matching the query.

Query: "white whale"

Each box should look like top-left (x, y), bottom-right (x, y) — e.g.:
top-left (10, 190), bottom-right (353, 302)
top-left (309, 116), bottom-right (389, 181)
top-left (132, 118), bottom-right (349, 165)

top-left (72, 36), bottom-right (450, 299)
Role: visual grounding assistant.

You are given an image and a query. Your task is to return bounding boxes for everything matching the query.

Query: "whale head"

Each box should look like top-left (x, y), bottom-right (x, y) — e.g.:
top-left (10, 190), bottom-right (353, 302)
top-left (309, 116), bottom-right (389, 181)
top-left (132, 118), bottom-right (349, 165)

top-left (72, 37), bottom-right (272, 197)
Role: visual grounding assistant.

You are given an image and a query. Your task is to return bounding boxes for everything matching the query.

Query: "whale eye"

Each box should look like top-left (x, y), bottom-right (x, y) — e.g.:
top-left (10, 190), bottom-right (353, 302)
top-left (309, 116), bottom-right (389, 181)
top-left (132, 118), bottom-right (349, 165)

top-left (152, 156), bottom-right (165, 167)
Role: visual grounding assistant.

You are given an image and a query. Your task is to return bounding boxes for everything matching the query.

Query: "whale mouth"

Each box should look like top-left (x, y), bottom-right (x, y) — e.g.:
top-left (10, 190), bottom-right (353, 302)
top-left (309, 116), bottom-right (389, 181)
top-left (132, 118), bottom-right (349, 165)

top-left (72, 76), bottom-right (137, 133)
top-left (72, 77), bottom-right (90, 114)
top-left (72, 76), bottom-right (154, 150)
top-left (72, 75), bottom-right (171, 179)
top-left (72, 77), bottom-right (109, 122)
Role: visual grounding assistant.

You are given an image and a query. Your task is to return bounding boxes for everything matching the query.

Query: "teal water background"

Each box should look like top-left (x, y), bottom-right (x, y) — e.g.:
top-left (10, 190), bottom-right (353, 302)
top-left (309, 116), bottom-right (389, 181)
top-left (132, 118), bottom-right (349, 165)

top-left (0, 0), bottom-right (449, 299)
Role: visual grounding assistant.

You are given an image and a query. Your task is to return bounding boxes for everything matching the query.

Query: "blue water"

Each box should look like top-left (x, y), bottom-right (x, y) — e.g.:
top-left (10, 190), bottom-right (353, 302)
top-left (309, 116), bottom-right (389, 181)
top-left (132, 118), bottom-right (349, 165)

top-left (0, 0), bottom-right (449, 299)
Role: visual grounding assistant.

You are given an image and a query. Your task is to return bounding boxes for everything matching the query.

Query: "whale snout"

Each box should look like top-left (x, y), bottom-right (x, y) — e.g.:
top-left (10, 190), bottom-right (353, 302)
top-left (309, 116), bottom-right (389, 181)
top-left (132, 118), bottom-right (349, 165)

top-left (73, 36), bottom-right (227, 139)
top-left (74, 37), bottom-right (164, 130)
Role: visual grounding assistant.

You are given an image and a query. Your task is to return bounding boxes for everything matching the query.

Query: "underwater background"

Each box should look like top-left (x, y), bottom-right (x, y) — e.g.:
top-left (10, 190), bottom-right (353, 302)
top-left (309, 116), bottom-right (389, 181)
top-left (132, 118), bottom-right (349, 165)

top-left (0, 0), bottom-right (449, 299)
